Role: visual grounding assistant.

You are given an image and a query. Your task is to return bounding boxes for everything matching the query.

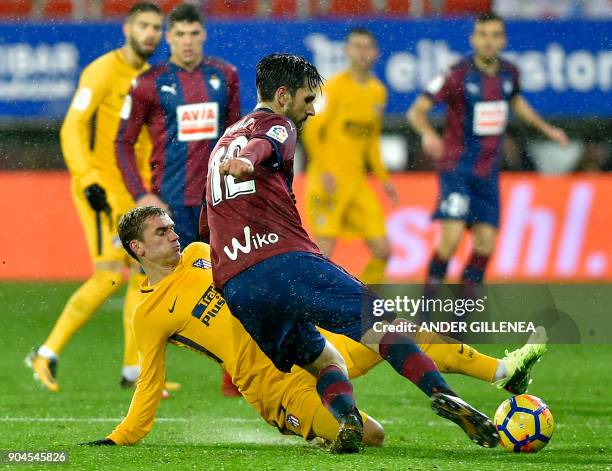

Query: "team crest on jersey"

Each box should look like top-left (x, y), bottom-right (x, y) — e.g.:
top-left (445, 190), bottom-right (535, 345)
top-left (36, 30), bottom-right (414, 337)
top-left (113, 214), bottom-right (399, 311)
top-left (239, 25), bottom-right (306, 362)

top-left (193, 258), bottom-right (212, 269)
top-left (209, 74), bottom-right (221, 90)
top-left (503, 80), bottom-right (513, 94)
top-left (466, 82), bottom-right (480, 95)
top-left (266, 125), bottom-right (289, 143)
top-left (287, 414), bottom-right (300, 428)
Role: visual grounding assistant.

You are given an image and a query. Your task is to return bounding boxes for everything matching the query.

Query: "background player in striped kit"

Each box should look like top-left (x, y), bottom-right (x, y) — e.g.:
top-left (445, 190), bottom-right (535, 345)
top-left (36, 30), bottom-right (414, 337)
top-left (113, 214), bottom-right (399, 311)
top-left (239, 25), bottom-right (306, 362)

top-left (115, 3), bottom-right (241, 396)
top-left (407, 12), bottom-right (568, 306)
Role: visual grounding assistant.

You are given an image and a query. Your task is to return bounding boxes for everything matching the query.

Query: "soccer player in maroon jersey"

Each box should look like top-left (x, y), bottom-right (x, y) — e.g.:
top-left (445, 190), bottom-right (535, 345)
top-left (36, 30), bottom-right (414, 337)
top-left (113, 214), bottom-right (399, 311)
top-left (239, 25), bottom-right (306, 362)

top-left (115, 4), bottom-right (241, 397)
top-left (408, 13), bottom-right (568, 305)
top-left (201, 54), bottom-right (500, 452)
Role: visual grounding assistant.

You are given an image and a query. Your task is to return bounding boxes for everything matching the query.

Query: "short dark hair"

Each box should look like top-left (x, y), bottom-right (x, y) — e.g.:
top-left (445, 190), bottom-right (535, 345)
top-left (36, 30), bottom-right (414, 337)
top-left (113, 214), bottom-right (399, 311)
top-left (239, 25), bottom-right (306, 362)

top-left (167, 3), bottom-right (204, 30)
top-left (347, 27), bottom-right (376, 44)
top-left (126, 1), bottom-right (162, 22)
top-left (256, 54), bottom-right (324, 102)
top-left (118, 206), bottom-right (168, 260)
top-left (474, 12), bottom-right (505, 29)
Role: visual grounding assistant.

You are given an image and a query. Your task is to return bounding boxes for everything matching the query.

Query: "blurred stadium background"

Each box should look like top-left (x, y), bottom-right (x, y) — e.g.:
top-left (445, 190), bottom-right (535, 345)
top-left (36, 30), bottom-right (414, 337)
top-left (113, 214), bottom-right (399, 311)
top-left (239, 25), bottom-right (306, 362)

top-left (0, 0), bottom-right (610, 283)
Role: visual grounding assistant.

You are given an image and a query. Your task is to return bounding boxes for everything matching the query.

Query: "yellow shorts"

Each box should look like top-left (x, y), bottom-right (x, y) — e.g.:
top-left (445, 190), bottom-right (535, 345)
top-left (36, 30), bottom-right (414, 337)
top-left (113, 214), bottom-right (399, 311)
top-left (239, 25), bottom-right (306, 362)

top-left (71, 179), bottom-right (136, 263)
top-left (305, 175), bottom-right (386, 240)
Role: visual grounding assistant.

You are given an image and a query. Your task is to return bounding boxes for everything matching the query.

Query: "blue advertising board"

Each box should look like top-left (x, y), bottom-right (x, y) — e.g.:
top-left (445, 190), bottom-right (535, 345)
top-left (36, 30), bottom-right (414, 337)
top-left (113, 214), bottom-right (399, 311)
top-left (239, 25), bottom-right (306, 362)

top-left (0, 19), bottom-right (610, 120)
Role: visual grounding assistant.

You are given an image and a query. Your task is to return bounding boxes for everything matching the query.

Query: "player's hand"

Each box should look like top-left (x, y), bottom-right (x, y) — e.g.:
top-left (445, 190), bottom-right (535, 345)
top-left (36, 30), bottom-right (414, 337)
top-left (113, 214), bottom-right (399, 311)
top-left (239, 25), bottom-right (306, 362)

top-left (136, 193), bottom-right (170, 213)
top-left (219, 157), bottom-right (254, 180)
top-left (321, 173), bottom-right (336, 193)
top-left (78, 438), bottom-right (116, 446)
top-left (84, 183), bottom-right (111, 213)
top-left (383, 181), bottom-right (399, 206)
top-left (547, 126), bottom-right (569, 147)
top-left (422, 132), bottom-right (444, 160)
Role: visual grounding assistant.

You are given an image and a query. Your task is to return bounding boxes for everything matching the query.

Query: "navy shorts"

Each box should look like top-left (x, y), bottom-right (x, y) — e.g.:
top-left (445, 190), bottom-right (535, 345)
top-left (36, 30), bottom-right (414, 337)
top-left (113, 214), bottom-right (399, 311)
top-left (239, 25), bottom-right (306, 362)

top-left (433, 171), bottom-right (500, 227)
top-left (223, 252), bottom-right (377, 373)
top-left (169, 205), bottom-right (201, 245)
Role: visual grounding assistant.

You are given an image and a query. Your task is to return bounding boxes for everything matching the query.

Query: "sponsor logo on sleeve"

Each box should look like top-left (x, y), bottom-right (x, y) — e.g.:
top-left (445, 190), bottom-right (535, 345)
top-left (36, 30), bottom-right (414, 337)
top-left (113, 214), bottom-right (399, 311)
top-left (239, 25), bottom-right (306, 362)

top-left (266, 125), bottom-right (289, 143)
top-left (71, 87), bottom-right (92, 111)
top-left (119, 95), bottom-right (132, 119)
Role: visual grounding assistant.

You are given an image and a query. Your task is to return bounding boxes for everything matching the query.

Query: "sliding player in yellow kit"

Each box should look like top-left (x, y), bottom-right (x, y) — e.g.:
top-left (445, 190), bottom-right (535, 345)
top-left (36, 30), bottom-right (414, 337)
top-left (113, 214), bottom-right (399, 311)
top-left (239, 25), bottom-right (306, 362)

top-left (81, 206), bottom-right (546, 448)
top-left (303, 28), bottom-right (397, 285)
top-left (26, 3), bottom-right (179, 394)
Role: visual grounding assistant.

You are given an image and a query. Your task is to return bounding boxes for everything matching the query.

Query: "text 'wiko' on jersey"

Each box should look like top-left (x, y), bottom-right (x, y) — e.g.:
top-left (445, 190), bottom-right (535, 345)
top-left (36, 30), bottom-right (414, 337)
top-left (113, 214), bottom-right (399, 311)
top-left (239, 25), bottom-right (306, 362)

top-left (116, 57), bottom-right (240, 207)
top-left (425, 55), bottom-right (520, 178)
top-left (202, 109), bottom-right (320, 288)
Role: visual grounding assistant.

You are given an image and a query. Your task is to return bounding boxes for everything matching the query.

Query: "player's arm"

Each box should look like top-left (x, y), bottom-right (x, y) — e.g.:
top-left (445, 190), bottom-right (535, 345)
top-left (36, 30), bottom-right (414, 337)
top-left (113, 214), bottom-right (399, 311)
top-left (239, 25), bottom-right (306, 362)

top-left (105, 313), bottom-right (169, 445)
top-left (60, 63), bottom-right (113, 213)
top-left (220, 118), bottom-right (297, 179)
top-left (367, 91), bottom-right (397, 203)
top-left (407, 70), bottom-right (460, 161)
top-left (406, 94), bottom-right (444, 161)
top-left (61, 63), bottom-right (106, 183)
top-left (510, 95), bottom-right (568, 147)
top-left (115, 80), bottom-right (169, 212)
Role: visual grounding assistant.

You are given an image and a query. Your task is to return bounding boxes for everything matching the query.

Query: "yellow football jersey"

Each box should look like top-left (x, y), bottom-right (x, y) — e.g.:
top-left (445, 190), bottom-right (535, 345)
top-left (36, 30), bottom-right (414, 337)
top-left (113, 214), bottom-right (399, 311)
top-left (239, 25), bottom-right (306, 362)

top-left (303, 70), bottom-right (389, 186)
top-left (61, 49), bottom-right (151, 199)
top-left (107, 242), bottom-right (383, 445)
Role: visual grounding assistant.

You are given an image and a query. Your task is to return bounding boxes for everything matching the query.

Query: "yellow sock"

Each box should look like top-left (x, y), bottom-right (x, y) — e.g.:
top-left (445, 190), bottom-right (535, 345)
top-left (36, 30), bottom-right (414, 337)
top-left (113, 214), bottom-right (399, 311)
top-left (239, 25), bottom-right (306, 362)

top-left (122, 272), bottom-right (146, 368)
top-left (360, 257), bottom-right (387, 285)
top-left (416, 331), bottom-right (498, 383)
top-left (43, 270), bottom-right (123, 355)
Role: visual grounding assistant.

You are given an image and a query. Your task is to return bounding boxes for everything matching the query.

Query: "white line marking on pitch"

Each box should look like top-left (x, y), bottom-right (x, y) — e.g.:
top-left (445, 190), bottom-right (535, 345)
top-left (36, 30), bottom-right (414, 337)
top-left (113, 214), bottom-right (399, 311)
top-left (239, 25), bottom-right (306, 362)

top-left (0, 417), bottom-right (261, 423)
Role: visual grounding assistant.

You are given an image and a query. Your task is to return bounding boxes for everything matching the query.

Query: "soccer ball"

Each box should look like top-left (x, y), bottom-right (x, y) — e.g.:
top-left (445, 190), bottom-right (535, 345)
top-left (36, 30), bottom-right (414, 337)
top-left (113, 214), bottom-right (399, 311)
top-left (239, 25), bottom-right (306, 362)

top-left (494, 394), bottom-right (555, 453)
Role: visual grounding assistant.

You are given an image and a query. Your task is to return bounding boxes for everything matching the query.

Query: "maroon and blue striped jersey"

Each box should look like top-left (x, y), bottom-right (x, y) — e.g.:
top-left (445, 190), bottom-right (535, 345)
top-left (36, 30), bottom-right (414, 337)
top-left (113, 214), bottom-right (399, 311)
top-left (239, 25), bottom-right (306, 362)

top-left (425, 55), bottom-right (520, 178)
top-left (202, 109), bottom-right (320, 288)
top-left (116, 56), bottom-right (240, 207)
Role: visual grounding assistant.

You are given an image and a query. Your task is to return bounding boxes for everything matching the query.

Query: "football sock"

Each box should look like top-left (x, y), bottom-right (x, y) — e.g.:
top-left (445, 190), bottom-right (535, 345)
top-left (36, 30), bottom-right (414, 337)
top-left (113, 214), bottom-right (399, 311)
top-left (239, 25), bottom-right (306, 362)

top-left (379, 332), bottom-right (455, 397)
top-left (462, 252), bottom-right (490, 285)
top-left (316, 365), bottom-right (358, 421)
top-left (43, 270), bottom-right (123, 355)
top-left (37, 345), bottom-right (57, 360)
top-left (424, 253), bottom-right (449, 298)
top-left (360, 257), bottom-right (387, 285)
top-left (312, 405), bottom-right (369, 442)
top-left (122, 272), bottom-right (146, 368)
top-left (122, 366), bottom-right (140, 382)
top-left (415, 330), bottom-right (498, 383)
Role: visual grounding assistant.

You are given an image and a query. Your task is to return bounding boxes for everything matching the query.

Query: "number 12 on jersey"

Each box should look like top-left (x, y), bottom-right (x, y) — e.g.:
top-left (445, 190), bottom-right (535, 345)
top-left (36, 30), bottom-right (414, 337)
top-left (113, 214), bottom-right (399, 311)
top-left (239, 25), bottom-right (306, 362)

top-left (209, 135), bottom-right (256, 206)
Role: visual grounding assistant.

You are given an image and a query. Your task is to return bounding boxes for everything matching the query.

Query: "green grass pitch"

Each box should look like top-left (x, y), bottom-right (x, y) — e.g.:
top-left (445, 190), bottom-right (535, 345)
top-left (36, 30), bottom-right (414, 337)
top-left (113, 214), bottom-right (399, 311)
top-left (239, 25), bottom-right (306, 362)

top-left (0, 282), bottom-right (611, 470)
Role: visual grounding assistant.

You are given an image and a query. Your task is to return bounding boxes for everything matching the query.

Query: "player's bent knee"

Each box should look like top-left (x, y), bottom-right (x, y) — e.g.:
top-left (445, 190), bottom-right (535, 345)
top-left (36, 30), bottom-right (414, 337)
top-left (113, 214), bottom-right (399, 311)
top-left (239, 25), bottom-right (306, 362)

top-left (362, 416), bottom-right (385, 447)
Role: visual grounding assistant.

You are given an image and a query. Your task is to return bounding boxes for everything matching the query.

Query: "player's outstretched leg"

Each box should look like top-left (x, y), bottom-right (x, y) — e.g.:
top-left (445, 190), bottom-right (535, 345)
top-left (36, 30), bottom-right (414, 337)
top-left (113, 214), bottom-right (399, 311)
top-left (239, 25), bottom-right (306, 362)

top-left (372, 330), bottom-right (498, 447)
top-left (431, 393), bottom-right (499, 448)
top-left (493, 326), bottom-right (548, 394)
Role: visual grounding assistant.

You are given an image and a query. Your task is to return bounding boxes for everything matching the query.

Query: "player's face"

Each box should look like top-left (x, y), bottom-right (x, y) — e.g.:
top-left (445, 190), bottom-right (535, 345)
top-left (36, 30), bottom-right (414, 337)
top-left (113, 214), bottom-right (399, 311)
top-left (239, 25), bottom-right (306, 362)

top-left (125, 12), bottom-right (163, 60)
top-left (282, 83), bottom-right (316, 131)
top-left (138, 214), bottom-right (181, 267)
top-left (345, 33), bottom-right (378, 73)
top-left (166, 21), bottom-right (206, 68)
top-left (470, 20), bottom-right (506, 63)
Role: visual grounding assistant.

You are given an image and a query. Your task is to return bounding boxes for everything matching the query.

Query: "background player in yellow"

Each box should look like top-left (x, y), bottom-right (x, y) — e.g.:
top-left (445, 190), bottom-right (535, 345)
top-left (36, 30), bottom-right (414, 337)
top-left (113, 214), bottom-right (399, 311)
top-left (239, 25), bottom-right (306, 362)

top-left (80, 206), bottom-right (546, 448)
top-left (26, 2), bottom-right (168, 393)
top-left (303, 28), bottom-right (398, 285)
